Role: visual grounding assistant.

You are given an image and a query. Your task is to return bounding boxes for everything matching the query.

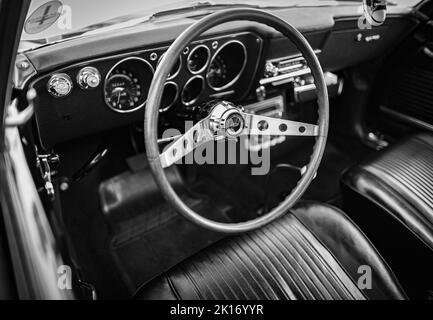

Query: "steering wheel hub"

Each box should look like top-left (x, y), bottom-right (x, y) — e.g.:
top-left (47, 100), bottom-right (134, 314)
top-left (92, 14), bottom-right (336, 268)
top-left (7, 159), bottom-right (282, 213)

top-left (209, 101), bottom-right (245, 139)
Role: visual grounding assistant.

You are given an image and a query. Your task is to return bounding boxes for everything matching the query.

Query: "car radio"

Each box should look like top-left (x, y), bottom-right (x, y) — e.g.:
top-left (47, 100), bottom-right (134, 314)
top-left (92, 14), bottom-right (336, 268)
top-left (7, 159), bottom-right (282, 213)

top-left (259, 51), bottom-right (321, 87)
top-left (258, 51), bottom-right (343, 104)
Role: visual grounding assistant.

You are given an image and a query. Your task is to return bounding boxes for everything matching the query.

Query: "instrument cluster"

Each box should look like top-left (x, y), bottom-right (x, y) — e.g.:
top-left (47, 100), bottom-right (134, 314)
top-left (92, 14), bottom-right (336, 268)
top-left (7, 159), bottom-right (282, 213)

top-left (46, 33), bottom-right (259, 112)
top-left (101, 34), bottom-right (255, 114)
top-left (32, 32), bottom-right (263, 149)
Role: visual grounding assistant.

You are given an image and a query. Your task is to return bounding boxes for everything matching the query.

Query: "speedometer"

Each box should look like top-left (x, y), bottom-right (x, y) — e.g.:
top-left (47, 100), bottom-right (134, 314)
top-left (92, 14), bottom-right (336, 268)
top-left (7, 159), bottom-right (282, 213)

top-left (104, 57), bottom-right (154, 113)
top-left (105, 72), bottom-right (142, 111)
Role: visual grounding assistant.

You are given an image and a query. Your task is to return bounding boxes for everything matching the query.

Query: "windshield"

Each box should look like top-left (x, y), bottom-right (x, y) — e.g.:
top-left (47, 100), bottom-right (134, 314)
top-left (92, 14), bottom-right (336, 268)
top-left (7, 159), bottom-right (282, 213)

top-left (19, 0), bottom-right (421, 51)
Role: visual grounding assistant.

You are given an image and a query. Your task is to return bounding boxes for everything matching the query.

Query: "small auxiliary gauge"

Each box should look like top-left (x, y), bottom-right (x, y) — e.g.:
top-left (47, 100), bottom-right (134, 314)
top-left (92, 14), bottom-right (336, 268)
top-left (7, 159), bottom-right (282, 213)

top-left (47, 73), bottom-right (73, 98)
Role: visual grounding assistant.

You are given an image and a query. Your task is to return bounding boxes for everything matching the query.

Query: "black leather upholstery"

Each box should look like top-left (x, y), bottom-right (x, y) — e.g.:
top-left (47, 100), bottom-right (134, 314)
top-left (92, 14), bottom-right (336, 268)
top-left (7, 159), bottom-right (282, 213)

top-left (342, 133), bottom-right (433, 297)
top-left (135, 202), bottom-right (405, 300)
top-left (342, 133), bottom-right (433, 251)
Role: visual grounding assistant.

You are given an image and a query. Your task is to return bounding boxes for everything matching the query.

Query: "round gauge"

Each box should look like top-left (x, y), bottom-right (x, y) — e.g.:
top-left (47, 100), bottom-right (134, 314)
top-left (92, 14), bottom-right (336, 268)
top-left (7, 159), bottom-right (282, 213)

top-left (207, 41), bottom-right (247, 91)
top-left (160, 82), bottom-right (179, 112)
top-left (158, 54), bottom-right (182, 80)
top-left (207, 55), bottom-right (228, 89)
top-left (181, 76), bottom-right (204, 106)
top-left (104, 57), bottom-right (154, 113)
top-left (187, 45), bottom-right (210, 74)
top-left (105, 73), bottom-right (142, 111)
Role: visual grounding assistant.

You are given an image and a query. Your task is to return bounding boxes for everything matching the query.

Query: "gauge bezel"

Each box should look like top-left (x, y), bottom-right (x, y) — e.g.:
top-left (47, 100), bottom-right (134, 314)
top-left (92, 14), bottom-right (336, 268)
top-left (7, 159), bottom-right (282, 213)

top-left (206, 40), bottom-right (248, 92)
top-left (104, 56), bottom-right (154, 114)
top-left (160, 81), bottom-right (179, 112)
top-left (47, 73), bottom-right (73, 98)
top-left (157, 54), bottom-right (182, 80)
top-left (187, 44), bottom-right (211, 75)
top-left (181, 75), bottom-right (205, 106)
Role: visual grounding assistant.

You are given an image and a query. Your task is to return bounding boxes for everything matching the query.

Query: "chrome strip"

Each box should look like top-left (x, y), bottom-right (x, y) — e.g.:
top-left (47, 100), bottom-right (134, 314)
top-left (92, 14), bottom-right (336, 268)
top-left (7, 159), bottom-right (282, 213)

top-left (103, 56), bottom-right (154, 114)
top-left (210, 90), bottom-right (235, 99)
top-left (206, 40), bottom-right (248, 92)
top-left (294, 83), bottom-right (317, 93)
top-left (260, 68), bottom-right (311, 86)
top-left (266, 49), bottom-right (322, 64)
top-left (380, 106), bottom-right (433, 131)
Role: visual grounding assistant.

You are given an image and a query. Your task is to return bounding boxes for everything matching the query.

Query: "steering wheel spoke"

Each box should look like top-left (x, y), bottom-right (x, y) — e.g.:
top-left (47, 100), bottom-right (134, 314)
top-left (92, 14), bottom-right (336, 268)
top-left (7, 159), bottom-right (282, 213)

top-left (242, 112), bottom-right (319, 137)
top-left (160, 118), bottom-right (213, 168)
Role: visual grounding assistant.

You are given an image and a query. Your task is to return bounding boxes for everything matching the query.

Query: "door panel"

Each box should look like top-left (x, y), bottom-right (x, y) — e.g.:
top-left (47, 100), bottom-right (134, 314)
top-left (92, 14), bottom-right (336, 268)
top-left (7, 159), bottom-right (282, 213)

top-left (370, 2), bottom-right (433, 135)
top-left (380, 45), bottom-right (433, 131)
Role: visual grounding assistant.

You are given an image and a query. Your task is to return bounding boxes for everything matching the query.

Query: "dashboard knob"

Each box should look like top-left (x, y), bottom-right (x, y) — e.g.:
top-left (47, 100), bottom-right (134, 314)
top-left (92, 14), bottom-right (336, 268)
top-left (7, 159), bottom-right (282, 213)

top-left (77, 67), bottom-right (101, 89)
top-left (47, 73), bottom-right (73, 97)
top-left (265, 62), bottom-right (278, 78)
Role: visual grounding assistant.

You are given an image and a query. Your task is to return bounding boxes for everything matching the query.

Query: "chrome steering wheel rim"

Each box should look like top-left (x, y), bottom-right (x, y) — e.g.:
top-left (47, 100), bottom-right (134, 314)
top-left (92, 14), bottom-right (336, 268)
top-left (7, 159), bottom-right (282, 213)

top-left (145, 8), bottom-right (329, 234)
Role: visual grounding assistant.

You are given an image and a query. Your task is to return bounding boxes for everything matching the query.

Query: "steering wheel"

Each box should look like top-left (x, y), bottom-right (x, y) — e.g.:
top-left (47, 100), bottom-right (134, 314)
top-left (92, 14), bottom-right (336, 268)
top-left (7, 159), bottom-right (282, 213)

top-left (145, 8), bottom-right (329, 234)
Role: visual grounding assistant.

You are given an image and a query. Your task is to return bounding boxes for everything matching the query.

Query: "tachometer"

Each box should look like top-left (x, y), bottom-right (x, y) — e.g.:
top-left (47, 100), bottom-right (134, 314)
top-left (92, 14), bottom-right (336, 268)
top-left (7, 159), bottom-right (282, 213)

top-left (104, 57), bottom-right (154, 113)
top-left (207, 55), bottom-right (228, 89)
top-left (206, 40), bottom-right (247, 91)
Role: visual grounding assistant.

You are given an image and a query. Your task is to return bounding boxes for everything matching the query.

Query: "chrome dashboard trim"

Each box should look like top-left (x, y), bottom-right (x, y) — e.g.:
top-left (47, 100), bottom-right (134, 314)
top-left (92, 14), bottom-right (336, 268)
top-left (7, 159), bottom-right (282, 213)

top-left (260, 68), bottom-right (312, 86)
top-left (210, 90), bottom-right (235, 99)
top-left (265, 49), bottom-right (322, 64)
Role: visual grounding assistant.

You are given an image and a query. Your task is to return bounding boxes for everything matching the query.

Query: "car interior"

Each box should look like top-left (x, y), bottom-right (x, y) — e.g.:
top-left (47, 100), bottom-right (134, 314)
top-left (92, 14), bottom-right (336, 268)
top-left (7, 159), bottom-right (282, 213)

top-left (6, 0), bottom-right (433, 300)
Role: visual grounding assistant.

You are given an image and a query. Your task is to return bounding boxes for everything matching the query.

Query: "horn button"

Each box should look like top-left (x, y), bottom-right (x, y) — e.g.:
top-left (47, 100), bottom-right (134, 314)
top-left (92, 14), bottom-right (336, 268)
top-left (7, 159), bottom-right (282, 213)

top-left (209, 101), bottom-right (246, 139)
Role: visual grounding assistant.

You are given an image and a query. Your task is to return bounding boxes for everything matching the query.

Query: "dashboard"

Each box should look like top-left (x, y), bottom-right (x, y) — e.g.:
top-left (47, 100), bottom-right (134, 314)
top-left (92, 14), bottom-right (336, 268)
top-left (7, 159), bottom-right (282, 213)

top-left (29, 32), bottom-right (263, 149)
top-left (20, 5), bottom-right (420, 150)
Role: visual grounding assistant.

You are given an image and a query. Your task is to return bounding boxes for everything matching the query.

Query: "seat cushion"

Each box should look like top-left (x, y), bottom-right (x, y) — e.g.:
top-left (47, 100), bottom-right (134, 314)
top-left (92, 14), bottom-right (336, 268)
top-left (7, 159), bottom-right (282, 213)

top-left (342, 133), bottom-right (433, 251)
top-left (135, 202), bottom-right (405, 300)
